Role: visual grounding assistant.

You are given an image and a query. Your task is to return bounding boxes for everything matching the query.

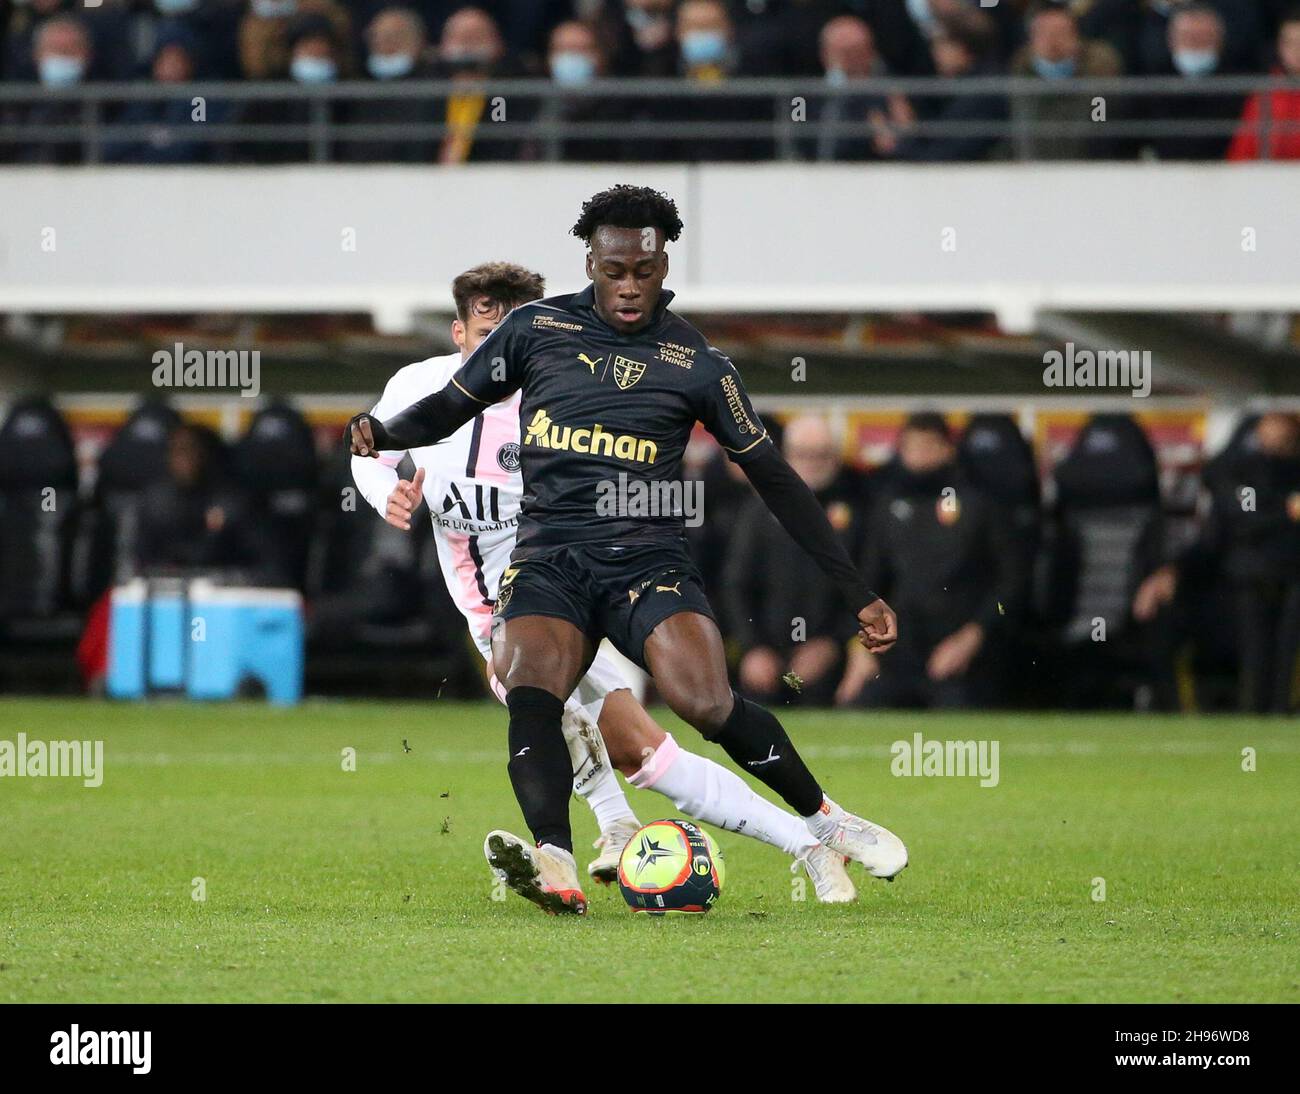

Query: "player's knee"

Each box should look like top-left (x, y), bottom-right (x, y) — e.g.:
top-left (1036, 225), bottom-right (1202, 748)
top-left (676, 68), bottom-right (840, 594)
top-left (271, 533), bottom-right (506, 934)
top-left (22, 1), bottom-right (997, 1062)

top-left (496, 647), bottom-right (568, 695)
top-left (674, 690), bottom-right (734, 738)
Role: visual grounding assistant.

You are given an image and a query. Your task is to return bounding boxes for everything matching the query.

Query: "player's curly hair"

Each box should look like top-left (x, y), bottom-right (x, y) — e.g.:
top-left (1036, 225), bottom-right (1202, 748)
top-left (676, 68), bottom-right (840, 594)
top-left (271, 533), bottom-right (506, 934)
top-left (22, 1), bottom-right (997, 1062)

top-left (451, 261), bottom-right (546, 322)
top-left (570, 185), bottom-right (684, 245)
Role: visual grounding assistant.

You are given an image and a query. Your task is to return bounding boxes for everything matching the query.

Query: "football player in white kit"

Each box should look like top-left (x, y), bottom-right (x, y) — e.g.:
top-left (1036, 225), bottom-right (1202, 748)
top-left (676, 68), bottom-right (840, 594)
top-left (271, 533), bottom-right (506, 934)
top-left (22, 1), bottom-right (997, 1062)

top-left (352, 262), bottom-right (855, 909)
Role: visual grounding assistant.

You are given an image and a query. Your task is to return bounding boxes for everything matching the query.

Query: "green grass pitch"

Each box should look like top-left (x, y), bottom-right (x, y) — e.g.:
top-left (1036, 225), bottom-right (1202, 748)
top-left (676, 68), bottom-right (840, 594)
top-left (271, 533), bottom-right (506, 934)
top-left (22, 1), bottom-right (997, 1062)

top-left (1, 699), bottom-right (1296, 1003)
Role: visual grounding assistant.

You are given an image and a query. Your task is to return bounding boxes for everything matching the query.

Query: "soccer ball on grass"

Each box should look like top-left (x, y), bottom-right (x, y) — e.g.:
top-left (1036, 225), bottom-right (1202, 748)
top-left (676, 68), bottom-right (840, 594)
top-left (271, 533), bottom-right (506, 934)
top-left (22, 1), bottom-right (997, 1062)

top-left (616, 819), bottom-right (725, 915)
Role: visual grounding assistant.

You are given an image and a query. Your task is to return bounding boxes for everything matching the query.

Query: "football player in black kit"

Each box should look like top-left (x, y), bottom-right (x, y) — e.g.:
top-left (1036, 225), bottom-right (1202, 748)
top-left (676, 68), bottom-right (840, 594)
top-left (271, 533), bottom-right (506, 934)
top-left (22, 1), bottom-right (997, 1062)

top-left (350, 186), bottom-right (907, 914)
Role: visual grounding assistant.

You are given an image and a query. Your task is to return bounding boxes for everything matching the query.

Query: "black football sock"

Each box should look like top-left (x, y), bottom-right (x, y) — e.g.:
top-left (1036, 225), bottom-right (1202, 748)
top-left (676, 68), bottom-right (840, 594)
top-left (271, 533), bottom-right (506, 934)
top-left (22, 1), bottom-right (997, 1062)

top-left (709, 692), bottom-right (824, 817)
top-left (505, 686), bottom-right (574, 854)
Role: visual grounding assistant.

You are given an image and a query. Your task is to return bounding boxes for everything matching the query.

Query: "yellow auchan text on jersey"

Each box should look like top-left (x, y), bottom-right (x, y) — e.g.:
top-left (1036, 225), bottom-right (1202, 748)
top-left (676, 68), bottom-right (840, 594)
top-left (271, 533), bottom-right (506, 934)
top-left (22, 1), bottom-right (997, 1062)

top-left (523, 409), bottom-right (659, 465)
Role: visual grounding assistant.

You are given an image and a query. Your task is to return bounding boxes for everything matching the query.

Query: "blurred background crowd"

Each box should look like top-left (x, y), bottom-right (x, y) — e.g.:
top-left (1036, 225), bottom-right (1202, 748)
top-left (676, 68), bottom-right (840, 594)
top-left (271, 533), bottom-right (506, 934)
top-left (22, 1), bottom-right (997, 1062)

top-left (4, 0), bottom-right (1300, 163)
top-left (3, 395), bottom-right (1297, 714)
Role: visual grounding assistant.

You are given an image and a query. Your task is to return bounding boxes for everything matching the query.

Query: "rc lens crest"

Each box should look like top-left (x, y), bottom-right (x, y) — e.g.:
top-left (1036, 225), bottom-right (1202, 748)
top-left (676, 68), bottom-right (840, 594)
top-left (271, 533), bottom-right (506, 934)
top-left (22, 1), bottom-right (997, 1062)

top-left (613, 355), bottom-right (647, 390)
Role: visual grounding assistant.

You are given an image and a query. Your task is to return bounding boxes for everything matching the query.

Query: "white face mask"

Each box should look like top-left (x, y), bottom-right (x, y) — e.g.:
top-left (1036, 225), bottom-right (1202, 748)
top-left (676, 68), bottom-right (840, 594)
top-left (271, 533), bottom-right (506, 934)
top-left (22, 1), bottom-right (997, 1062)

top-left (253, 0), bottom-right (297, 18)
top-left (290, 55), bottom-right (336, 83)
top-left (39, 54), bottom-right (85, 87)
top-left (368, 52), bottom-right (415, 80)
top-left (1172, 47), bottom-right (1219, 76)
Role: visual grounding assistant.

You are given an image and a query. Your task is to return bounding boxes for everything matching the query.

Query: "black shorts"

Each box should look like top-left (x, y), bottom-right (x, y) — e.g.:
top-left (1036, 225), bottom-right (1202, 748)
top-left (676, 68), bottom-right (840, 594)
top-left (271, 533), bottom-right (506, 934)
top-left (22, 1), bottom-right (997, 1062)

top-left (492, 538), bottom-right (715, 669)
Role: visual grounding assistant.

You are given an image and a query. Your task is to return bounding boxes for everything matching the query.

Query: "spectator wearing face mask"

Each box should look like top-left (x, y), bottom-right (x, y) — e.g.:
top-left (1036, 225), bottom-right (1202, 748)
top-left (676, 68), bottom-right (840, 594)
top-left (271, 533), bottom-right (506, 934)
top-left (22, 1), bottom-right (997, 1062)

top-left (7, 14), bottom-right (93, 164)
top-left (1228, 8), bottom-right (1300, 160)
top-left (803, 14), bottom-right (892, 162)
top-left (660, 0), bottom-right (772, 161)
top-left (1010, 3), bottom-right (1124, 160)
top-left (1143, 4), bottom-right (1245, 159)
top-left (235, 13), bottom-right (347, 161)
top-left (876, 8), bottom-right (1009, 163)
top-left (3, 0), bottom-right (136, 82)
top-left (1084, 0), bottom-right (1264, 77)
top-left (533, 19), bottom-right (628, 162)
top-left (428, 5), bottom-right (527, 163)
top-left (239, 0), bottom-right (352, 80)
top-left (341, 6), bottom-right (441, 163)
top-left (103, 25), bottom-right (232, 164)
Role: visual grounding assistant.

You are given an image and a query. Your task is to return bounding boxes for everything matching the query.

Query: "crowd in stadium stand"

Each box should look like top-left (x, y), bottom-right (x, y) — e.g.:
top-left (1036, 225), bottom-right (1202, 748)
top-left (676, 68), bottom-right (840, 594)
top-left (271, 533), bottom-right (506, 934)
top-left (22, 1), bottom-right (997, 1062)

top-left (3, 397), bottom-right (1297, 714)
top-left (3, 0), bottom-right (1300, 163)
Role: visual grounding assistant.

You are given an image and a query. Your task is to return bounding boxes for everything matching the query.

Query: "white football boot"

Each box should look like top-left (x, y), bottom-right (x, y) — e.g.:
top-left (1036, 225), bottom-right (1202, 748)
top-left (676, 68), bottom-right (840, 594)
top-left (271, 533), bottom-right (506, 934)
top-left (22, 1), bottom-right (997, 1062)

top-left (794, 844), bottom-right (857, 903)
top-left (484, 830), bottom-right (587, 916)
top-left (586, 817), bottom-right (642, 884)
top-left (815, 803), bottom-right (908, 880)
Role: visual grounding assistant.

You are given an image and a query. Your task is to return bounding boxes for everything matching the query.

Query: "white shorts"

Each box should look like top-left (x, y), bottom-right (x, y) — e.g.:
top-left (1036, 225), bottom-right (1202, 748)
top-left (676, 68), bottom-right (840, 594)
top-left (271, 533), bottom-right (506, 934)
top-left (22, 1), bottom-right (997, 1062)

top-left (446, 523), bottom-right (632, 723)
top-left (472, 624), bottom-right (630, 723)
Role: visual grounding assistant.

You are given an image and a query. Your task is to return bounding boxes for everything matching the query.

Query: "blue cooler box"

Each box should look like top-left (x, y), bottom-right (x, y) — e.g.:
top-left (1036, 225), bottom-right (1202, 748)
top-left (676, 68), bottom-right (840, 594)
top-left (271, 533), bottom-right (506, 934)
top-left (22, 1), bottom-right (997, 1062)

top-left (107, 578), bottom-right (304, 705)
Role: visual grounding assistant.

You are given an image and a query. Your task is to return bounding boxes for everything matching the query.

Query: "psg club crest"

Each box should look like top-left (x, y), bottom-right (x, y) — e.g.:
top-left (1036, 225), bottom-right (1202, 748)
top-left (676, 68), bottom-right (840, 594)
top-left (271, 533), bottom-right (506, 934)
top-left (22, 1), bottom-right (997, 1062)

top-left (613, 355), bottom-right (647, 390)
top-left (497, 441), bottom-right (521, 473)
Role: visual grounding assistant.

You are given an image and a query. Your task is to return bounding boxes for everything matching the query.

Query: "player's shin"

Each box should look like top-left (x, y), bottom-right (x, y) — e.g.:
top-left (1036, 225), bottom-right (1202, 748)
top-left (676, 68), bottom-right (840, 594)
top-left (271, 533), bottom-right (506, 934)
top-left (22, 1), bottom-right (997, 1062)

top-left (505, 686), bottom-right (575, 854)
top-left (562, 706), bottom-right (638, 832)
top-left (707, 692), bottom-right (825, 817)
top-left (629, 732), bottom-right (817, 858)
top-left (561, 706), bottom-right (642, 881)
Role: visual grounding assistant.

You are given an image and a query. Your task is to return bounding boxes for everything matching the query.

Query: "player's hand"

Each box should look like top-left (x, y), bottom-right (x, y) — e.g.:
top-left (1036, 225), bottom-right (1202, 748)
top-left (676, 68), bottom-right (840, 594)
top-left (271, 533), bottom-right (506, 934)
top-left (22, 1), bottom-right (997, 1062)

top-left (349, 414), bottom-right (378, 457)
top-left (856, 598), bottom-right (897, 653)
top-left (927, 621), bottom-right (983, 682)
top-left (384, 467), bottom-right (426, 531)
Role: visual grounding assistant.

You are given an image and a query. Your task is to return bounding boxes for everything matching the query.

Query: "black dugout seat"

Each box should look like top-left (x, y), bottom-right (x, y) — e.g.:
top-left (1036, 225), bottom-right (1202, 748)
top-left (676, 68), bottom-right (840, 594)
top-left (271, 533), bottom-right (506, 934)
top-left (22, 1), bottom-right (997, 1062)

top-left (0, 398), bottom-right (79, 623)
top-left (76, 401), bottom-right (180, 601)
top-left (234, 402), bottom-right (318, 588)
top-left (1044, 414), bottom-right (1170, 708)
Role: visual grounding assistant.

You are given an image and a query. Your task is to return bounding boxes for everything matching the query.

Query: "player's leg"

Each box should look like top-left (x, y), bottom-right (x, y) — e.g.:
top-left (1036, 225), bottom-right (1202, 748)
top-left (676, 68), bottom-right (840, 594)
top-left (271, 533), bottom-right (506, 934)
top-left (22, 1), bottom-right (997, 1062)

top-left (485, 560), bottom-right (597, 914)
top-left (470, 534), bottom-right (642, 851)
top-left (564, 649), bottom-right (643, 880)
top-left (484, 612), bottom-right (591, 915)
top-left (593, 688), bottom-right (855, 902)
top-left (642, 610), bottom-right (908, 881)
top-left (482, 640), bottom-right (642, 856)
top-left (492, 611), bottom-right (590, 842)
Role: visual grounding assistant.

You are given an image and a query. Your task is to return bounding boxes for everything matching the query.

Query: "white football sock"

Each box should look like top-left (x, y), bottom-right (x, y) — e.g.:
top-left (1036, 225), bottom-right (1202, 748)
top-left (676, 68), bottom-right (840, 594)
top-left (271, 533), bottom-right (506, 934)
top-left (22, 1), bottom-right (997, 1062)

top-left (628, 734), bottom-right (817, 857)
top-left (562, 707), bottom-right (639, 833)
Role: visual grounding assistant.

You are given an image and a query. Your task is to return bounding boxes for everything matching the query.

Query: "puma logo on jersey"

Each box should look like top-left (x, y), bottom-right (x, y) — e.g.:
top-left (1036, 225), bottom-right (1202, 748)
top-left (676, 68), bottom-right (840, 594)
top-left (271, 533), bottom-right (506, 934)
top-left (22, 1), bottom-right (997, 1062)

top-left (578, 353), bottom-right (604, 374)
top-left (655, 581), bottom-right (682, 595)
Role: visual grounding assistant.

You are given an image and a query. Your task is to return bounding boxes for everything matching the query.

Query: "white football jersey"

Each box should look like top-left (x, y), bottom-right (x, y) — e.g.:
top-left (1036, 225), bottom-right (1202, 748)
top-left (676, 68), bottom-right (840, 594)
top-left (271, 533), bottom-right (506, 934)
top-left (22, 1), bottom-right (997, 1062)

top-left (351, 351), bottom-right (635, 720)
top-left (358, 352), bottom-right (524, 645)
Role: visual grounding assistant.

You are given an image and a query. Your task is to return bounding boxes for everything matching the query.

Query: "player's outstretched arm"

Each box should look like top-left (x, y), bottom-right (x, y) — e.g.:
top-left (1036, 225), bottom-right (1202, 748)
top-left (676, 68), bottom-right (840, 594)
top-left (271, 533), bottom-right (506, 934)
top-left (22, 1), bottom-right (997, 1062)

top-left (347, 382), bottom-right (480, 456)
top-left (740, 446), bottom-right (898, 653)
top-left (349, 311), bottom-right (528, 457)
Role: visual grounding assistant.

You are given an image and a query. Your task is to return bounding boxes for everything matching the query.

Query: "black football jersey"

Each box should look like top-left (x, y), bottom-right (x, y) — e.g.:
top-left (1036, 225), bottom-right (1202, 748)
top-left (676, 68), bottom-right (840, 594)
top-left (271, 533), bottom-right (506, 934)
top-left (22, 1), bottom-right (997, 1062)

top-left (447, 284), bottom-right (773, 549)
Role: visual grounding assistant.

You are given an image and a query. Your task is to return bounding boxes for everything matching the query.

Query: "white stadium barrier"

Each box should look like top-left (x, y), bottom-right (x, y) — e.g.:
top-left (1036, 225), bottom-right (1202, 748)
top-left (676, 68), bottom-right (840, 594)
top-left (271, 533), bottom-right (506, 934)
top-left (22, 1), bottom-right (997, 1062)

top-left (2, 163), bottom-right (1299, 334)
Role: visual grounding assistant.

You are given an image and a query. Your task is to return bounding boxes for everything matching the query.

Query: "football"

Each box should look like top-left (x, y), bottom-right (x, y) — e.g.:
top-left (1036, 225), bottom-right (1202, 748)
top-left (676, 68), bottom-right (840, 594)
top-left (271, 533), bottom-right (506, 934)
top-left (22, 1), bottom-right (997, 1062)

top-left (616, 819), bottom-right (726, 915)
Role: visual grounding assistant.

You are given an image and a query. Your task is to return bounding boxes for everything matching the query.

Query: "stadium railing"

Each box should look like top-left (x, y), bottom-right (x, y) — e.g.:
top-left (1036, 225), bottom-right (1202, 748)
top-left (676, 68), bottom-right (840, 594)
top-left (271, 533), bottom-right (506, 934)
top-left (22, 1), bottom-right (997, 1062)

top-left (0, 75), bottom-right (1294, 163)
